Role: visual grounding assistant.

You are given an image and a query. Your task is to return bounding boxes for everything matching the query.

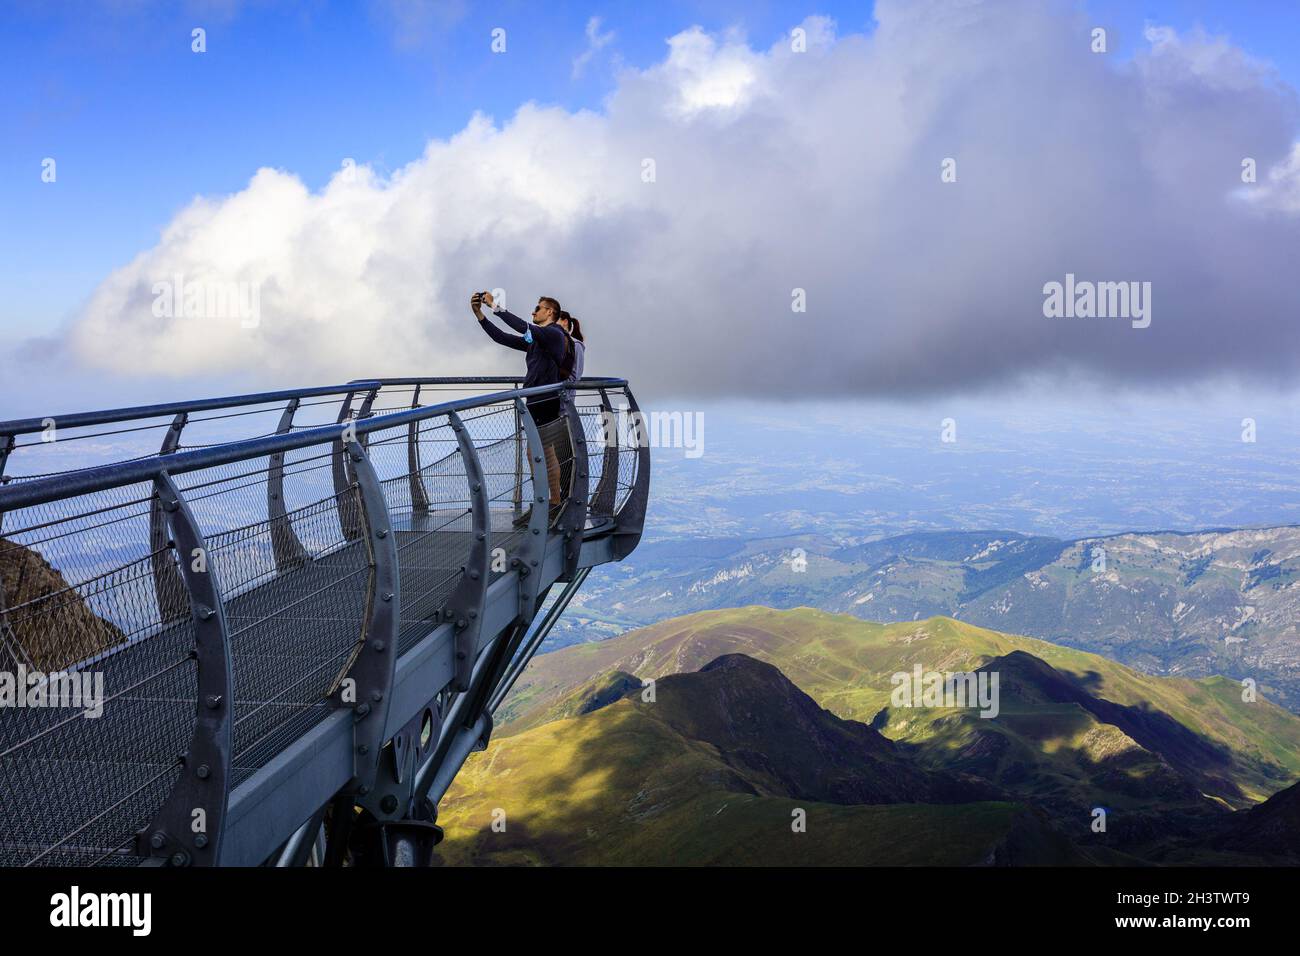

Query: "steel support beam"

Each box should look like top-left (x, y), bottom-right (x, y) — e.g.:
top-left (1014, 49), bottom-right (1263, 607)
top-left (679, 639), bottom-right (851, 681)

top-left (332, 391), bottom-right (368, 541)
top-left (137, 470), bottom-right (234, 866)
top-left (334, 440), bottom-right (399, 796)
top-left (149, 413), bottom-right (189, 625)
top-left (489, 567), bottom-right (591, 714)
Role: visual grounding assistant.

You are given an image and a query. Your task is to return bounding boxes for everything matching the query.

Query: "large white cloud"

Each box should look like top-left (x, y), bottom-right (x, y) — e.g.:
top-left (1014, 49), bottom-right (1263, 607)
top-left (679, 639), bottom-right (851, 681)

top-left (63, 0), bottom-right (1300, 401)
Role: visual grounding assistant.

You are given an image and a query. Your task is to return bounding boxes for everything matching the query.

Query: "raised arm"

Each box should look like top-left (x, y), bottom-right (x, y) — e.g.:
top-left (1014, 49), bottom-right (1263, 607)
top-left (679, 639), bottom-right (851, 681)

top-left (472, 292), bottom-right (527, 351)
top-left (478, 316), bottom-right (528, 351)
top-left (495, 309), bottom-right (531, 334)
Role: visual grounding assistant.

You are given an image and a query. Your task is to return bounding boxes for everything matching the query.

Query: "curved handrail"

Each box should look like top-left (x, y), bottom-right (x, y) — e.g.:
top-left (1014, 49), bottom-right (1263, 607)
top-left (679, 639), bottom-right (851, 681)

top-left (0, 382), bottom-right (384, 439)
top-left (0, 382), bottom-right (618, 512)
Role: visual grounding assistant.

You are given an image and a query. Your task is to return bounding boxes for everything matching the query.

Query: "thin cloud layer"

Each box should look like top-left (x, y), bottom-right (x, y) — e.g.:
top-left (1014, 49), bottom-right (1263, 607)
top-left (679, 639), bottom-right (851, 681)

top-left (64, 0), bottom-right (1300, 400)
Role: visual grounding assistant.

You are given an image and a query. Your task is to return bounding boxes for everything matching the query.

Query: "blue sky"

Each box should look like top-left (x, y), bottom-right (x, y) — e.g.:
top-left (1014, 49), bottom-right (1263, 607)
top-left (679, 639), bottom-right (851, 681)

top-left (3, 0), bottom-right (1299, 343)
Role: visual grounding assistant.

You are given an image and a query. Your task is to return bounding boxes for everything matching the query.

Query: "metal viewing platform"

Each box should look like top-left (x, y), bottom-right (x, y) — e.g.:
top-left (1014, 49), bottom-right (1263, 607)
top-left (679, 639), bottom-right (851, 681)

top-left (0, 377), bottom-right (649, 866)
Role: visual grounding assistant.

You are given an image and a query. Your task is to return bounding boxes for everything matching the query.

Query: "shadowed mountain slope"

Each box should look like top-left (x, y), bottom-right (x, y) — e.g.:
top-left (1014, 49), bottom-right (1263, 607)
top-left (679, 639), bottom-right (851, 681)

top-left (435, 650), bottom-right (1079, 866)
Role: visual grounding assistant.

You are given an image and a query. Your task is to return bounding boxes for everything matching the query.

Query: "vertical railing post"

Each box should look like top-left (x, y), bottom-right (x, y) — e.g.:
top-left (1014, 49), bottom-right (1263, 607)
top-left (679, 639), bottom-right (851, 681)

top-left (150, 413), bottom-right (189, 624)
top-left (334, 439), bottom-right (398, 796)
top-left (0, 432), bottom-right (14, 535)
top-left (441, 410), bottom-right (490, 691)
top-left (332, 390), bottom-right (357, 538)
top-left (557, 394), bottom-right (589, 579)
top-left (137, 471), bottom-right (234, 866)
top-left (268, 398), bottom-right (310, 571)
top-left (0, 433), bottom-right (13, 486)
top-left (333, 390), bottom-right (377, 542)
top-left (407, 385), bottom-right (430, 519)
top-left (0, 435), bottom-right (14, 659)
top-left (355, 388), bottom-right (378, 448)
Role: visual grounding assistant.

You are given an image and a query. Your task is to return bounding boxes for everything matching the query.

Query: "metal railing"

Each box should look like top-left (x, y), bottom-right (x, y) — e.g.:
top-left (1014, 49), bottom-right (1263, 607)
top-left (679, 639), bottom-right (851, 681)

top-left (0, 376), bottom-right (648, 866)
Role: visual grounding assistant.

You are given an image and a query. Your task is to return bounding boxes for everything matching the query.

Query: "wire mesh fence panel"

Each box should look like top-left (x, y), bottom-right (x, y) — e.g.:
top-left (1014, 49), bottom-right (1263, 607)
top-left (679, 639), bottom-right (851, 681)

top-left (468, 404), bottom-right (533, 583)
top-left (0, 484), bottom-right (197, 866)
top-left (574, 393), bottom-right (617, 524)
top-left (600, 389), bottom-right (641, 518)
top-left (533, 418), bottom-right (574, 530)
top-left (277, 447), bottom-right (348, 556)
top-left (0, 397), bottom-right (339, 483)
top-left (172, 404), bottom-right (287, 452)
top-left (2, 421), bottom-right (178, 483)
top-left (178, 456), bottom-right (373, 787)
top-left (367, 417), bottom-right (473, 654)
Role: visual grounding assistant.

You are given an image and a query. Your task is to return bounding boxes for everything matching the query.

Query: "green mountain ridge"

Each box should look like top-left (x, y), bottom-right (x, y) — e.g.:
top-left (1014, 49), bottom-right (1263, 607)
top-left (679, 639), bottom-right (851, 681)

top-left (435, 648), bottom-right (1082, 866)
top-left (439, 608), bottom-right (1300, 865)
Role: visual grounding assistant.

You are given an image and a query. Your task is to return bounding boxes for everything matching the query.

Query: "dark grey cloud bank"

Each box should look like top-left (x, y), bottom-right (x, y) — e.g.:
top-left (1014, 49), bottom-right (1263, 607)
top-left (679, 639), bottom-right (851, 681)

top-left (66, 0), bottom-right (1300, 402)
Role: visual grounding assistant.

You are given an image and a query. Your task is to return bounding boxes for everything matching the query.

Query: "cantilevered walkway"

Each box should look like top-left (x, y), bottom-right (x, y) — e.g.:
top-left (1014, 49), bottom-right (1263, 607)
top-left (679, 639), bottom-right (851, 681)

top-left (0, 377), bottom-right (648, 866)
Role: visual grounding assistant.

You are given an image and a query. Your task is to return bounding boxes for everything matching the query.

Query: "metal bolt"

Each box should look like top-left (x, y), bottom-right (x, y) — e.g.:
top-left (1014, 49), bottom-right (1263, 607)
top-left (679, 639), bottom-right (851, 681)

top-left (456, 619), bottom-right (467, 629)
top-left (197, 605), bottom-right (214, 620)
top-left (530, 560), bottom-right (538, 567)
top-left (205, 694), bottom-right (222, 710)
top-left (532, 528), bottom-right (540, 535)
top-left (476, 531), bottom-right (486, 541)
top-left (358, 786), bottom-right (370, 796)
top-left (456, 650), bottom-right (467, 660)
top-left (196, 764), bottom-right (210, 780)
top-left (194, 834), bottom-right (209, 849)
top-left (356, 702), bottom-right (371, 717)
top-left (150, 832), bottom-right (167, 850)
top-left (372, 690), bottom-right (383, 702)
top-left (358, 744), bottom-right (369, 755)
top-left (468, 610), bottom-right (477, 619)
top-left (170, 851), bottom-right (190, 867)
top-left (376, 529), bottom-right (388, 539)
top-left (163, 500), bottom-right (179, 513)
top-left (380, 795), bottom-right (398, 814)
top-left (382, 592), bottom-right (393, 602)
top-left (371, 640), bottom-right (386, 652)
top-left (469, 570), bottom-right (479, 580)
